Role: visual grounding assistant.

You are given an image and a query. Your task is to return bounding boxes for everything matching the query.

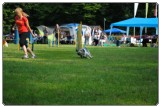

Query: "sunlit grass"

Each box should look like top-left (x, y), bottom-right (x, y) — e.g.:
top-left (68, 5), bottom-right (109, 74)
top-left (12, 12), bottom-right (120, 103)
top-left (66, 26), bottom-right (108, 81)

top-left (3, 44), bottom-right (158, 105)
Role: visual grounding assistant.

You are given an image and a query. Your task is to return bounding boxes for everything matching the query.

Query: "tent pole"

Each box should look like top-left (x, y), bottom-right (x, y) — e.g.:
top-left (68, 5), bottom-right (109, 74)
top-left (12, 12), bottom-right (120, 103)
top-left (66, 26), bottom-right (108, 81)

top-left (109, 26), bottom-right (112, 42)
top-left (139, 26), bottom-right (143, 47)
top-left (126, 27), bottom-right (130, 36)
top-left (134, 27), bottom-right (135, 37)
top-left (145, 27), bottom-right (147, 34)
top-left (156, 27), bottom-right (158, 35)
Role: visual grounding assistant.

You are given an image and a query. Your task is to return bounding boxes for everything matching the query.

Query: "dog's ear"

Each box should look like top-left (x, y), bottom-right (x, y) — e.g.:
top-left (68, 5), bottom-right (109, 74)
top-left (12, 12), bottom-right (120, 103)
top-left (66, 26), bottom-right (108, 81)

top-left (82, 49), bottom-right (85, 52)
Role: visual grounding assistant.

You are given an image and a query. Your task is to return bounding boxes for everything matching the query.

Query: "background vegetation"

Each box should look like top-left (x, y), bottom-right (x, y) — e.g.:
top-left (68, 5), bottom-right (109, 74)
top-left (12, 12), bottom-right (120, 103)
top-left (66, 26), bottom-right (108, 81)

top-left (3, 3), bottom-right (157, 34)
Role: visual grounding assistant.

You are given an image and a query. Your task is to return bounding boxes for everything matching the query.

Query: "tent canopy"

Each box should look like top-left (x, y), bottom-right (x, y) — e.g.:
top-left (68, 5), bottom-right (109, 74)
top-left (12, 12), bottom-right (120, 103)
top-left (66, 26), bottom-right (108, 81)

top-left (111, 17), bottom-right (158, 28)
top-left (109, 17), bottom-right (158, 44)
top-left (109, 17), bottom-right (158, 39)
top-left (61, 23), bottom-right (79, 28)
top-left (104, 28), bottom-right (126, 34)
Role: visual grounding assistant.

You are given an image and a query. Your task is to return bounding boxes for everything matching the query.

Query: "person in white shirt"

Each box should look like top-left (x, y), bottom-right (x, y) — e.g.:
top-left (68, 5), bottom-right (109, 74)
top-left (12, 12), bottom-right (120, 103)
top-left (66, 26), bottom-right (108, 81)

top-left (84, 27), bottom-right (91, 46)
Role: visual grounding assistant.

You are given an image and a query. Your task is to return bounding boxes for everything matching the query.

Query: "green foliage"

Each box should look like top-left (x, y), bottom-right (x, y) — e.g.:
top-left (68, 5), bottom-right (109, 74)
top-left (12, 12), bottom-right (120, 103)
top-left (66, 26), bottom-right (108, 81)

top-left (3, 44), bottom-right (158, 105)
top-left (3, 4), bottom-right (15, 34)
top-left (3, 3), bottom-right (157, 34)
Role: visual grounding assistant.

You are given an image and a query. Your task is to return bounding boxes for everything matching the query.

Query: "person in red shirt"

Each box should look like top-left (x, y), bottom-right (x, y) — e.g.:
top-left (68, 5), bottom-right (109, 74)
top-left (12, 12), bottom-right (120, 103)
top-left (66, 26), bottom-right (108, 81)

top-left (14, 7), bottom-right (36, 59)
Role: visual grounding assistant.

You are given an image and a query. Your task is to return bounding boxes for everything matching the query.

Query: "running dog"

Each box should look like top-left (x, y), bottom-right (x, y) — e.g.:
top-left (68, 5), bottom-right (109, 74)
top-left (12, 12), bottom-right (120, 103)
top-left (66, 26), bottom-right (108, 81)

top-left (77, 47), bottom-right (93, 59)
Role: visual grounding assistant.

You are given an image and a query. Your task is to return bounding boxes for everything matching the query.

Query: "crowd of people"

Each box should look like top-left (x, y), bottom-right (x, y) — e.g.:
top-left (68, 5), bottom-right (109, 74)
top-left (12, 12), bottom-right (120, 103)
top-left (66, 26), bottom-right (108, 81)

top-left (6, 23), bottom-right (159, 48)
top-left (92, 27), bottom-right (107, 46)
top-left (34, 25), bottom-right (108, 47)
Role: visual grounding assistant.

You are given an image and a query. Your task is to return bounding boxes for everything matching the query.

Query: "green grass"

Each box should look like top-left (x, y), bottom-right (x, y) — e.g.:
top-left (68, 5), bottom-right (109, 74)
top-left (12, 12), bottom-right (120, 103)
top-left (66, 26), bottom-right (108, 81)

top-left (3, 44), bottom-right (158, 105)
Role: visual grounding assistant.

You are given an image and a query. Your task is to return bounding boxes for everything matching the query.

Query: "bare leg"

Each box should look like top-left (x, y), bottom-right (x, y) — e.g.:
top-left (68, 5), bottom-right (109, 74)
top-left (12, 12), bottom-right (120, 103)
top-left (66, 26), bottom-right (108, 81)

top-left (22, 45), bottom-right (28, 55)
top-left (27, 47), bottom-right (35, 56)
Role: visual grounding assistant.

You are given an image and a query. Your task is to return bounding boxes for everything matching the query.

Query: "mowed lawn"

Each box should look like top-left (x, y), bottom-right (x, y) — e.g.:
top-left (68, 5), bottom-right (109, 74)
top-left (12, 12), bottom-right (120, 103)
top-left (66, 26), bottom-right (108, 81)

top-left (3, 44), bottom-right (158, 105)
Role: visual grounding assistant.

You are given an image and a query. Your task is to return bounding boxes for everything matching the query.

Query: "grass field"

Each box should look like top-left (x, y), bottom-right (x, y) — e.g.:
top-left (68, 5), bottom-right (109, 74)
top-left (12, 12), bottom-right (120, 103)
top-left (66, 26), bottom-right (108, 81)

top-left (3, 44), bottom-right (158, 105)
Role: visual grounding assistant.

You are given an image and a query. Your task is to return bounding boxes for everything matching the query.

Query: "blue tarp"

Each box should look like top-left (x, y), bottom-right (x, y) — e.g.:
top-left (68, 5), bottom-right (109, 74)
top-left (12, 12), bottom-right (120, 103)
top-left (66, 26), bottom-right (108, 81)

top-left (111, 17), bottom-right (158, 28)
top-left (110, 17), bottom-right (158, 35)
top-left (104, 28), bottom-right (126, 33)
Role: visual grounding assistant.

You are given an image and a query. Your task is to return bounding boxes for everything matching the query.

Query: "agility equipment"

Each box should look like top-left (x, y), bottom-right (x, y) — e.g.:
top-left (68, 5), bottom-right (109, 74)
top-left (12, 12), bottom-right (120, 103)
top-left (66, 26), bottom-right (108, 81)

top-left (76, 22), bottom-right (83, 52)
top-left (14, 29), bottom-right (20, 51)
top-left (47, 33), bottom-right (55, 47)
top-left (76, 22), bottom-right (93, 59)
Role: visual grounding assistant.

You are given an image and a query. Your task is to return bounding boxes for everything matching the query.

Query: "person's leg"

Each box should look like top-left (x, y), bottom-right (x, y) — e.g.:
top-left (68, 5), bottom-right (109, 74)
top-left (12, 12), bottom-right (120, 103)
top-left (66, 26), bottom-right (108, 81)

top-left (87, 37), bottom-right (89, 45)
top-left (85, 37), bottom-right (88, 46)
top-left (27, 47), bottom-right (34, 55)
top-left (100, 40), bottom-right (103, 47)
top-left (56, 38), bottom-right (58, 46)
top-left (27, 47), bottom-right (36, 58)
top-left (97, 40), bottom-right (99, 46)
top-left (22, 45), bottom-right (29, 58)
top-left (95, 39), bottom-right (98, 46)
top-left (52, 40), bottom-right (54, 47)
top-left (23, 45), bottom-right (28, 55)
top-left (94, 39), bottom-right (97, 46)
top-left (20, 33), bottom-right (29, 58)
top-left (25, 38), bottom-right (36, 58)
top-left (84, 37), bottom-right (86, 46)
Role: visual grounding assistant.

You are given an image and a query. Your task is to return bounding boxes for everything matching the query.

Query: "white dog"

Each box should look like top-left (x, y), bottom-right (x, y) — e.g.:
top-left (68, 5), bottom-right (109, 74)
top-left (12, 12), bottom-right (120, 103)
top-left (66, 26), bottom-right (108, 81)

top-left (77, 47), bottom-right (93, 59)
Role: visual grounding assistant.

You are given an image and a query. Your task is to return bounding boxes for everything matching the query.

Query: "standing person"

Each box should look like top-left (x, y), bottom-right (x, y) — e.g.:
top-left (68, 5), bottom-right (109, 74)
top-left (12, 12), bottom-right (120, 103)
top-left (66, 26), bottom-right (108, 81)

top-left (93, 29), bottom-right (99, 46)
top-left (14, 7), bottom-right (36, 59)
top-left (43, 27), bottom-right (48, 44)
top-left (91, 27), bottom-right (95, 37)
top-left (54, 24), bottom-right (60, 46)
top-left (99, 32), bottom-right (106, 46)
top-left (84, 27), bottom-right (90, 46)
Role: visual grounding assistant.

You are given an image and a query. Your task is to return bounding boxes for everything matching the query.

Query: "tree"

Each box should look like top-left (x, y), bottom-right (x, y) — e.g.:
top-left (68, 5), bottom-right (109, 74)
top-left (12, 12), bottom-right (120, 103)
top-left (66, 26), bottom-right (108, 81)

top-left (3, 3), bottom-right (157, 35)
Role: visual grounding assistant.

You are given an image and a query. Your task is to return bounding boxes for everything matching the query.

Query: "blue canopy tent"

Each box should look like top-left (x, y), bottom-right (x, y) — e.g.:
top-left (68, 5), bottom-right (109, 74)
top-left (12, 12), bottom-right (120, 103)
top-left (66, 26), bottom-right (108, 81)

top-left (60, 23), bottom-right (80, 39)
top-left (104, 28), bottom-right (126, 34)
top-left (109, 17), bottom-right (158, 44)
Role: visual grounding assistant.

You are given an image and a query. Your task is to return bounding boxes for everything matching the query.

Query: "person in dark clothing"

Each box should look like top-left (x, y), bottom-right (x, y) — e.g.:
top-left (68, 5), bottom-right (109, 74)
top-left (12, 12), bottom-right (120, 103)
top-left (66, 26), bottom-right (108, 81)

top-left (93, 32), bottom-right (99, 46)
top-left (43, 27), bottom-right (48, 44)
top-left (54, 24), bottom-right (60, 46)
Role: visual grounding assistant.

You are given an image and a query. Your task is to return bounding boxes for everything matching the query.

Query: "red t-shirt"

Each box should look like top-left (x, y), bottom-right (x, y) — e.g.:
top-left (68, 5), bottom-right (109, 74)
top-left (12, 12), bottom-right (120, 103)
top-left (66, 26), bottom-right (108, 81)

top-left (15, 16), bottom-right (29, 34)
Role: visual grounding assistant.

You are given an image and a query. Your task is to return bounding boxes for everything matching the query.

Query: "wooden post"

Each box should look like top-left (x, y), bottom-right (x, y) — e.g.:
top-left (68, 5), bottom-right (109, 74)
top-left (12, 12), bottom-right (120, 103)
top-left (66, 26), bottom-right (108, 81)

top-left (77, 21), bottom-right (83, 51)
top-left (77, 25), bottom-right (80, 50)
